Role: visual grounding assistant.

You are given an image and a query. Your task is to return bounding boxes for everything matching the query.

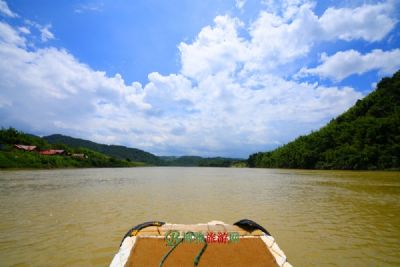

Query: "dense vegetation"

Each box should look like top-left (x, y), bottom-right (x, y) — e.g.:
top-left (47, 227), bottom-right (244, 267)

top-left (248, 71), bottom-right (400, 170)
top-left (0, 128), bottom-right (144, 169)
top-left (44, 134), bottom-right (162, 165)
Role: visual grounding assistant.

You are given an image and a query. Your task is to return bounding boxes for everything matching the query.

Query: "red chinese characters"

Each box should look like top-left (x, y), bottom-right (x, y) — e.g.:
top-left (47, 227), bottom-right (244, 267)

top-left (205, 232), bottom-right (229, 243)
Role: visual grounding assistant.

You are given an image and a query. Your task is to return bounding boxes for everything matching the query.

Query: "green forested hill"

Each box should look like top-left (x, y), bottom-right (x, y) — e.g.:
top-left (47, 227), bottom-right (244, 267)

top-left (44, 134), bottom-right (162, 165)
top-left (0, 128), bottom-right (143, 169)
top-left (248, 71), bottom-right (400, 170)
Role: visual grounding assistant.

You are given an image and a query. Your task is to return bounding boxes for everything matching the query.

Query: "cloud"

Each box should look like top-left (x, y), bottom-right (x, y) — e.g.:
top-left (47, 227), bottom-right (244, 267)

top-left (74, 2), bottom-right (104, 14)
top-left (23, 20), bottom-right (56, 42)
top-left (245, 4), bottom-right (319, 71)
top-left (235, 0), bottom-right (246, 10)
top-left (18, 26), bottom-right (30, 34)
top-left (0, 0), bottom-right (17, 18)
top-left (179, 16), bottom-right (247, 80)
top-left (319, 2), bottom-right (397, 42)
top-left (0, 22), bottom-right (25, 46)
top-left (244, 1), bottom-right (397, 73)
top-left (183, 1), bottom-right (397, 81)
top-left (299, 49), bottom-right (400, 81)
top-left (39, 24), bottom-right (54, 42)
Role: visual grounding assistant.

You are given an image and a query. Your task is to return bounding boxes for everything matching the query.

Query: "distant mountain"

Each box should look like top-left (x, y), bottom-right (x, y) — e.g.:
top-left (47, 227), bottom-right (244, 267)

top-left (248, 70), bottom-right (400, 170)
top-left (44, 134), bottom-right (162, 165)
top-left (160, 155), bottom-right (244, 167)
top-left (160, 156), bottom-right (203, 166)
top-left (1, 128), bottom-right (244, 168)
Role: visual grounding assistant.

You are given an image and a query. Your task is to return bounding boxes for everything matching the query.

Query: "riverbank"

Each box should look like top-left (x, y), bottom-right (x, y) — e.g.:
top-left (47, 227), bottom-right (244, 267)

top-left (0, 149), bottom-right (145, 169)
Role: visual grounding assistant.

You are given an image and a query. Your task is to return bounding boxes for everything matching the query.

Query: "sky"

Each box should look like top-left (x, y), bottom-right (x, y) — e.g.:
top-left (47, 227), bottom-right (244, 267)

top-left (0, 0), bottom-right (399, 158)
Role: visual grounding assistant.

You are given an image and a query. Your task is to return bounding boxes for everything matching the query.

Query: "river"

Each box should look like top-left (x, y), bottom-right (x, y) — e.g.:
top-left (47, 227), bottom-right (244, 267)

top-left (0, 167), bottom-right (399, 266)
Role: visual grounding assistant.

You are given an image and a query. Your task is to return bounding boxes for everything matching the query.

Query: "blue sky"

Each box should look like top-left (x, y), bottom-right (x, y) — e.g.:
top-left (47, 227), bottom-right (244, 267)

top-left (0, 0), bottom-right (399, 157)
top-left (7, 0), bottom-right (240, 84)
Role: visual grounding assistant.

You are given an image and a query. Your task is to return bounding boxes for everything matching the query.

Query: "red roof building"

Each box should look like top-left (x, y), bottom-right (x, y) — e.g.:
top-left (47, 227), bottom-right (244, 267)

top-left (14, 144), bottom-right (37, 151)
top-left (39, 149), bottom-right (65, 155)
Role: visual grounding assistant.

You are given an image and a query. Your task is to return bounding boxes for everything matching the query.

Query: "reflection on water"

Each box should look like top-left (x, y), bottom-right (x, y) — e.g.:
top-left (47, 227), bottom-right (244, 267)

top-left (0, 168), bottom-right (399, 266)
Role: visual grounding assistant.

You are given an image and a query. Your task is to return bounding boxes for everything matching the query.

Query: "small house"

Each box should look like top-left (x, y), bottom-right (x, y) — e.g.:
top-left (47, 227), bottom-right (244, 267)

top-left (14, 144), bottom-right (37, 151)
top-left (72, 153), bottom-right (87, 159)
top-left (39, 149), bottom-right (65, 155)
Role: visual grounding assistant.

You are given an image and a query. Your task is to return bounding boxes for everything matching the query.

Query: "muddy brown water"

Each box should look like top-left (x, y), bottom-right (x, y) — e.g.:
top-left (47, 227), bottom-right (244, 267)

top-left (0, 167), bottom-right (399, 266)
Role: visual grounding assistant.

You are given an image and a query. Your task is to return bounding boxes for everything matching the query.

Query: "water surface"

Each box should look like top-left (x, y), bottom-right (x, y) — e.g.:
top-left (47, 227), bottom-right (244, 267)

top-left (0, 167), bottom-right (399, 266)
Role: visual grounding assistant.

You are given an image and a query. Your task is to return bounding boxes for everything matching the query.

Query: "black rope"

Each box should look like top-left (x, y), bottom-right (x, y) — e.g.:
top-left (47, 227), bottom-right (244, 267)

top-left (119, 221), bottom-right (165, 247)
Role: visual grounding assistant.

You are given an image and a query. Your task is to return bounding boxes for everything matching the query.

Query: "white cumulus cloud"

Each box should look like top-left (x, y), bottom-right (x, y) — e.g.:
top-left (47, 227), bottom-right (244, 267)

top-left (319, 2), bottom-right (397, 42)
top-left (179, 16), bottom-right (247, 80)
top-left (299, 49), bottom-right (400, 81)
